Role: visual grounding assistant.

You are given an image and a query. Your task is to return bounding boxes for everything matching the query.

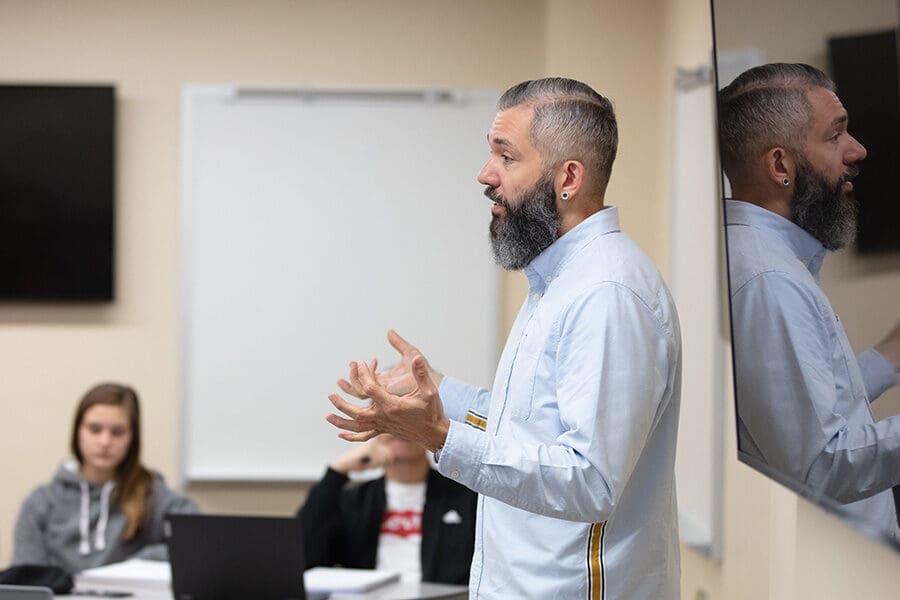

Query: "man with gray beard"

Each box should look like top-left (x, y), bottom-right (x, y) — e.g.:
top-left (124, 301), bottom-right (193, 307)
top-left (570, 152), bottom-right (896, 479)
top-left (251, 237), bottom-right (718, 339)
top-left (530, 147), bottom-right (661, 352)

top-left (327, 78), bottom-right (682, 599)
top-left (719, 63), bottom-right (900, 542)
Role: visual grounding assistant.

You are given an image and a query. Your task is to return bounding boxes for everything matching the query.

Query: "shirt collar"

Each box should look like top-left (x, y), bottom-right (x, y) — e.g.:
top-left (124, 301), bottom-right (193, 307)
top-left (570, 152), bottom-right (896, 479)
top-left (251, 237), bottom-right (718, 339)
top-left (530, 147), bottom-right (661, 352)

top-left (524, 206), bottom-right (621, 292)
top-left (725, 199), bottom-right (826, 279)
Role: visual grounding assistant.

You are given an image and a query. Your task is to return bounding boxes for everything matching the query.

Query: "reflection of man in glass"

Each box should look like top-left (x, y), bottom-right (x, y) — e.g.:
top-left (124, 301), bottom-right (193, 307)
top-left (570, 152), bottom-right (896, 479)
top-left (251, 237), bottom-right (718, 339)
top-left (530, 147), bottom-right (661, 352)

top-left (719, 63), bottom-right (900, 542)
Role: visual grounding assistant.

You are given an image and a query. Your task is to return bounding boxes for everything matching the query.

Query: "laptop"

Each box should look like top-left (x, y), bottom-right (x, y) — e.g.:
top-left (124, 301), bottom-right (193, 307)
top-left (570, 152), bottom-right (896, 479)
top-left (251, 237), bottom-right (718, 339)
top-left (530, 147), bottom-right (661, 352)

top-left (0, 586), bottom-right (53, 600)
top-left (165, 514), bottom-right (327, 600)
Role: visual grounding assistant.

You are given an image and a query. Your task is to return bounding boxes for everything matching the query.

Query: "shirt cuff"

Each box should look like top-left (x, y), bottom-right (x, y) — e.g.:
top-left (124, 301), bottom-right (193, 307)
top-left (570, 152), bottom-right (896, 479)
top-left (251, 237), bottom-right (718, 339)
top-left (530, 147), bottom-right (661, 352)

top-left (435, 418), bottom-right (487, 489)
top-left (859, 348), bottom-right (899, 402)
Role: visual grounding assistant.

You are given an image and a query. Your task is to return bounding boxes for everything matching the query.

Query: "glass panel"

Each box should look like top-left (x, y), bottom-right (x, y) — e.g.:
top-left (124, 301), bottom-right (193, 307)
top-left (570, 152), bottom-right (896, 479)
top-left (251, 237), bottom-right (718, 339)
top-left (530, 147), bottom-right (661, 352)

top-left (713, 0), bottom-right (900, 549)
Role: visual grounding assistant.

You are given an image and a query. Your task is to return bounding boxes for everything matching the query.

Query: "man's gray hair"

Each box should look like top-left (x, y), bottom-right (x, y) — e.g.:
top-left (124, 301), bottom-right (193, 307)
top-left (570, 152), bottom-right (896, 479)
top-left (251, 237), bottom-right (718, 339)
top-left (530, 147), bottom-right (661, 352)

top-left (718, 63), bottom-right (836, 184)
top-left (498, 78), bottom-right (618, 191)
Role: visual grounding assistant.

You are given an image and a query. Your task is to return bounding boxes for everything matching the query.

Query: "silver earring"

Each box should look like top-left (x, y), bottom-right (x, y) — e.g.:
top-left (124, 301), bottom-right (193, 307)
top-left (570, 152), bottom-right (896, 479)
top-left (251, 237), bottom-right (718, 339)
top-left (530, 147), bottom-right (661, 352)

top-left (561, 191), bottom-right (570, 200)
top-left (782, 177), bottom-right (790, 186)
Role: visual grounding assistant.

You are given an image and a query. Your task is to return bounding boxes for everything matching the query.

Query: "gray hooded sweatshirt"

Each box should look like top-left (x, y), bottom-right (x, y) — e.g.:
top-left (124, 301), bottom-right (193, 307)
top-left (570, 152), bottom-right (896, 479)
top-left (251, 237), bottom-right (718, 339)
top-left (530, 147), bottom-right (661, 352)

top-left (12, 461), bottom-right (199, 573)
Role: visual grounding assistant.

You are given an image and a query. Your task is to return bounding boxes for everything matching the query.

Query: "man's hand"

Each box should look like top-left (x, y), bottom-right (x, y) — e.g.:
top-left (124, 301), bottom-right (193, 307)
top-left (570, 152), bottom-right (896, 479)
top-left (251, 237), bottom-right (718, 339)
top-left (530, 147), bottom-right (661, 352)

top-left (336, 330), bottom-right (443, 399)
top-left (875, 320), bottom-right (900, 371)
top-left (326, 355), bottom-right (449, 453)
top-left (330, 437), bottom-right (393, 474)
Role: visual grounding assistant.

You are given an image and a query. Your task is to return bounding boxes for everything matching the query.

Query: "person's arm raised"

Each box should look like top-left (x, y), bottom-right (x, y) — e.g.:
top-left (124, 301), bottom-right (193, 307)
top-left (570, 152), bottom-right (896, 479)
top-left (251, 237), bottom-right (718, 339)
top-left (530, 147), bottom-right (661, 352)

top-left (330, 437), bottom-right (393, 474)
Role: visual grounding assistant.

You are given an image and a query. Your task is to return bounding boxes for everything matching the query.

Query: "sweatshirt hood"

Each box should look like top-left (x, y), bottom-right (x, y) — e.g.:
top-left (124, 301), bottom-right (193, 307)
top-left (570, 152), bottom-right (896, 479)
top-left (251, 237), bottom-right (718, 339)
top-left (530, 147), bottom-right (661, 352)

top-left (52, 460), bottom-right (85, 487)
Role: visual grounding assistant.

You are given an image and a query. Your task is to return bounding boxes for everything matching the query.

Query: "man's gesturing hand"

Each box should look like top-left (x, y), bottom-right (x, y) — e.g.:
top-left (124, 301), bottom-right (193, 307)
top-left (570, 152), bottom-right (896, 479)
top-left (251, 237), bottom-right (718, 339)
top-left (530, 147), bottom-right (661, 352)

top-left (326, 355), bottom-right (449, 453)
top-left (336, 330), bottom-right (443, 399)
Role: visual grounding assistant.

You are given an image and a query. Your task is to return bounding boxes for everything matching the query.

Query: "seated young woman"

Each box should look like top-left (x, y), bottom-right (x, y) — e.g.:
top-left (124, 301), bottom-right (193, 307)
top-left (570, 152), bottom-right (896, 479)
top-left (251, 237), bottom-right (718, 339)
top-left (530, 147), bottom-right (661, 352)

top-left (12, 383), bottom-right (199, 573)
top-left (298, 433), bottom-right (477, 585)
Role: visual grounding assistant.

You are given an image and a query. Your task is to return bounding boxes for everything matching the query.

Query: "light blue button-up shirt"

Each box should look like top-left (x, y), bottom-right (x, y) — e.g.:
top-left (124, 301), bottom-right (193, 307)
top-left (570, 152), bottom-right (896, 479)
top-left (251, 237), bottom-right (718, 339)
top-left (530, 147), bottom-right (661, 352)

top-left (436, 207), bottom-right (682, 599)
top-left (726, 199), bottom-right (900, 542)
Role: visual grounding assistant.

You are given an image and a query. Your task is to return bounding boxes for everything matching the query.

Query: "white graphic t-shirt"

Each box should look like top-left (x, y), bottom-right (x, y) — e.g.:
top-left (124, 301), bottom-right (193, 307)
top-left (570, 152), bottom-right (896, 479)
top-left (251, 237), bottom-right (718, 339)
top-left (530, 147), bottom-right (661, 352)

top-left (375, 479), bottom-right (426, 582)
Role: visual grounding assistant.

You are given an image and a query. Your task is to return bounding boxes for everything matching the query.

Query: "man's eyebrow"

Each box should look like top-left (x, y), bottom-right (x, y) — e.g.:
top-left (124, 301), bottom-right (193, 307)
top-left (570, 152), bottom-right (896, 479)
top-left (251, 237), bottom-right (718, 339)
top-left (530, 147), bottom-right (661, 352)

top-left (830, 113), bottom-right (848, 128)
top-left (487, 133), bottom-right (516, 150)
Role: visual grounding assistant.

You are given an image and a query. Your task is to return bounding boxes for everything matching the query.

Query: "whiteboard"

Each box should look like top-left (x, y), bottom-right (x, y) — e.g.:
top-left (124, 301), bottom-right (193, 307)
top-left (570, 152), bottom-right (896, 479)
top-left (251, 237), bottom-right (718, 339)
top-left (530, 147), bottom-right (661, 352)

top-left (180, 85), bottom-right (501, 480)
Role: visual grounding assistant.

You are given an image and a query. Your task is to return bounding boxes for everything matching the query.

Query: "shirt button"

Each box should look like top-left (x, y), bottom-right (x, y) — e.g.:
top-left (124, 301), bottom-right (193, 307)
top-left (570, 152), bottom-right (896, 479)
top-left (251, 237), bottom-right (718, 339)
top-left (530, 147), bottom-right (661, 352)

top-left (450, 469), bottom-right (460, 479)
top-left (544, 275), bottom-right (552, 284)
top-left (531, 292), bottom-right (540, 302)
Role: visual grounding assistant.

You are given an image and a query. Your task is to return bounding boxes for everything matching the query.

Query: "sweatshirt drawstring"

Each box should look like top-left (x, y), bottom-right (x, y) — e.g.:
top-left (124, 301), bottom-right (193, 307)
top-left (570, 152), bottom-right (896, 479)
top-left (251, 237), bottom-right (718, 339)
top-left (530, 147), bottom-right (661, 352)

top-left (94, 481), bottom-right (115, 551)
top-left (78, 479), bottom-right (116, 555)
top-left (78, 481), bottom-right (90, 555)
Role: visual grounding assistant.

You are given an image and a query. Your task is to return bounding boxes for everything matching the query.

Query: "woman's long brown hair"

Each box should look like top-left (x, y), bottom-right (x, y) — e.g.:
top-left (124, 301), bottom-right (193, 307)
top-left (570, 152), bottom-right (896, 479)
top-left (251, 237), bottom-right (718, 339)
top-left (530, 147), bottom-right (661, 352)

top-left (71, 383), bottom-right (153, 541)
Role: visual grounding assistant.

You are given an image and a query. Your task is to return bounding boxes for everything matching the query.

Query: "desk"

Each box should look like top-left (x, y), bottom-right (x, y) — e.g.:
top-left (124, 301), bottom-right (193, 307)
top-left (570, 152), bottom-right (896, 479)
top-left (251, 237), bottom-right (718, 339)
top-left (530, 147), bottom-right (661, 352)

top-left (63, 581), bottom-right (467, 600)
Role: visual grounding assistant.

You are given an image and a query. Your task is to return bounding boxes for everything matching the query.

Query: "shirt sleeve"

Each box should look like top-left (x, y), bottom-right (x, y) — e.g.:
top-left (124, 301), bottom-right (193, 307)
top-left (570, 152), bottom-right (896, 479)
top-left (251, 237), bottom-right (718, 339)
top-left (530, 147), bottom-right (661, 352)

top-left (439, 376), bottom-right (491, 429)
top-left (12, 488), bottom-right (51, 565)
top-left (733, 271), bottom-right (900, 503)
top-left (436, 282), bottom-right (675, 523)
top-left (858, 348), bottom-right (899, 403)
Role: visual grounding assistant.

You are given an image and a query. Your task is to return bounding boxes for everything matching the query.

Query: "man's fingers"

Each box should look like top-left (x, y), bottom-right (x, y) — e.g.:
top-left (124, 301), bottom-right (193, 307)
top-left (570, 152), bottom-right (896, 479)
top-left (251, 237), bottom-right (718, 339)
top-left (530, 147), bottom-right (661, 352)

top-left (337, 378), bottom-right (367, 399)
top-left (387, 329), bottom-right (416, 355)
top-left (328, 392), bottom-right (369, 419)
top-left (325, 408), bottom-right (379, 433)
top-left (356, 360), bottom-right (391, 401)
top-left (410, 355), bottom-right (436, 394)
top-left (349, 361), bottom-right (365, 392)
top-left (338, 429), bottom-right (381, 443)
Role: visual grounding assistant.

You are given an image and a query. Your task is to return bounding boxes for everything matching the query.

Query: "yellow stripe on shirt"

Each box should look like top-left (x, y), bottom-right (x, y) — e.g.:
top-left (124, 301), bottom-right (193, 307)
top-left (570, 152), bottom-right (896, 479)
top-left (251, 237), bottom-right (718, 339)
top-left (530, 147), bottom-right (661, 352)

top-left (588, 521), bottom-right (606, 600)
top-left (465, 411), bottom-right (487, 430)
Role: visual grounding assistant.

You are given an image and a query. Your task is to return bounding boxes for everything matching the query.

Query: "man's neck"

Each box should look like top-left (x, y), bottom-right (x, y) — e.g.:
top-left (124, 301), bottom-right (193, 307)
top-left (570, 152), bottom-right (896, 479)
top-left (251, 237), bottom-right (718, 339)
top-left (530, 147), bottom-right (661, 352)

top-left (731, 183), bottom-right (792, 220)
top-left (559, 196), bottom-right (604, 237)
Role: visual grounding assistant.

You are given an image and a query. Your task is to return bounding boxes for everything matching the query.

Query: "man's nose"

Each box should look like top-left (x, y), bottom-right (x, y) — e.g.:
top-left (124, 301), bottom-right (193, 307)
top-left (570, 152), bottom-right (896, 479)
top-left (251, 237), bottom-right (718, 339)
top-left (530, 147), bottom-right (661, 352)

top-left (477, 160), bottom-right (499, 188)
top-left (847, 135), bottom-right (867, 163)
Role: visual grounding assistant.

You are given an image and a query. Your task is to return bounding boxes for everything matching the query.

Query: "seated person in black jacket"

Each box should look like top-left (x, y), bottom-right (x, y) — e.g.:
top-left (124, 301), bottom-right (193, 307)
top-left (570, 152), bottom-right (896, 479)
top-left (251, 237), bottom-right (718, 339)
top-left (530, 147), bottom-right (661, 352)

top-left (298, 433), bottom-right (476, 584)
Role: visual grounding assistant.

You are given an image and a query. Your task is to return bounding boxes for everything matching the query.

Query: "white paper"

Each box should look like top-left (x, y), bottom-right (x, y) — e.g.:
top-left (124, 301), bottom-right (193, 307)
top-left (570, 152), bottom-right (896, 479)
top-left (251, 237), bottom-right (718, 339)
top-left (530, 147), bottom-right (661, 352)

top-left (303, 567), bottom-right (401, 593)
top-left (76, 558), bottom-right (171, 589)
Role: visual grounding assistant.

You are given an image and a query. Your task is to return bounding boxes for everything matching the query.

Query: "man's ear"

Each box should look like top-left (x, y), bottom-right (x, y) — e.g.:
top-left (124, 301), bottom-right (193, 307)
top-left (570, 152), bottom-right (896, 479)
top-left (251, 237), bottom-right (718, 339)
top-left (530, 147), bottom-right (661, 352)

top-left (764, 147), bottom-right (794, 187)
top-left (557, 160), bottom-right (586, 200)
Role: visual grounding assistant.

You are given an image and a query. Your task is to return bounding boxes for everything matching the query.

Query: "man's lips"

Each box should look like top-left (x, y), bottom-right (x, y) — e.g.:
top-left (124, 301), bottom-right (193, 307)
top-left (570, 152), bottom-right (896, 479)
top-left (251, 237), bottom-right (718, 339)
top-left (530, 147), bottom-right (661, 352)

top-left (840, 166), bottom-right (859, 193)
top-left (485, 186), bottom-right (507, 216)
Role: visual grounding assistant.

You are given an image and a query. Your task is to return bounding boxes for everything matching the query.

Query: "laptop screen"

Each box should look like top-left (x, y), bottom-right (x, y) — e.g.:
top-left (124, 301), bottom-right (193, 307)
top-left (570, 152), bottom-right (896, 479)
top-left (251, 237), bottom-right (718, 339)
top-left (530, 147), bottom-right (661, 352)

top-left (165, 514), bottom-right (316, 600)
